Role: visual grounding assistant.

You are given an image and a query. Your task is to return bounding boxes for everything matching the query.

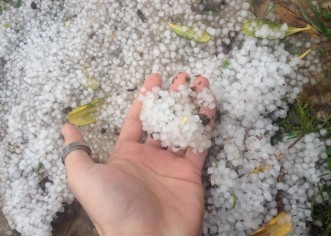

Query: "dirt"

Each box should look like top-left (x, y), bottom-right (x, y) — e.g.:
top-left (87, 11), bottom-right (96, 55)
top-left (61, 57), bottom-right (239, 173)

top-left (0, 209), bottom-right (19, 236)
top-left (1, 200), bottom-right (98, 236)
top-left (51, 200), bottom-right (98, 236)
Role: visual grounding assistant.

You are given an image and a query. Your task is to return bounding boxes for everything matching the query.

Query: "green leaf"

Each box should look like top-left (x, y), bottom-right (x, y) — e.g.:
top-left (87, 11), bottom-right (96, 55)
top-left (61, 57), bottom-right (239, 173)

top-left (167, 22), bottom-right (210, 43)
top-left (223, 60), bottom-right (229, 68)
top-left (230, 193), bottom-right (237, 209)
top-left (67, 97), bottom-right (106, 126)
top-left (1, 23), bottom-right (10, 29)
top-left (241, 19), bottom-right (314, 39)
top-left (318, 172), bottom-right (331, 178)
top-left (36, 162), bottom-right (42, 174)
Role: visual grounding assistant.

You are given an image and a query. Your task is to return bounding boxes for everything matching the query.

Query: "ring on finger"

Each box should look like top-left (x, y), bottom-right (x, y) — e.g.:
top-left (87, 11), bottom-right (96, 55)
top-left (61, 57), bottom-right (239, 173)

top-left (61, 142), bottom-right (92, 165)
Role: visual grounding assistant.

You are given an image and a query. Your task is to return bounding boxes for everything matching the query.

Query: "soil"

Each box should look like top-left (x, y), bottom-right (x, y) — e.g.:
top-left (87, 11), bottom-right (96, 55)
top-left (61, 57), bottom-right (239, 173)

top-left (0, 209), bottom-right (19, 236)
top-left (51, 200), bottom-right (98, 236)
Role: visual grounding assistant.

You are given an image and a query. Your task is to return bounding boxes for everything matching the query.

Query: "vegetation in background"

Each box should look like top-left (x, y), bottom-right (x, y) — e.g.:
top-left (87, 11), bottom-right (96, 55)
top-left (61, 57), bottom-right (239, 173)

top-left (300, 0), bottom-right (331, 40)
top-left (0, 0), bottom-right (22, 15)
top-left (277, 98), bottom-right (330, 235)
top-left (278, 99), bottom-right (330, 143)
top-left (36, 161), bottom-right (42, 174)
top-left (306, 168), bottom-right (331, 236)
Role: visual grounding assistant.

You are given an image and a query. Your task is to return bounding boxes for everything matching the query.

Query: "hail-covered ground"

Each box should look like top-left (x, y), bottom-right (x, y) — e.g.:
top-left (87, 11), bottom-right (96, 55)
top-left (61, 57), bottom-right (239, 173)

top-left (0, 0), bottom-right (329, 235)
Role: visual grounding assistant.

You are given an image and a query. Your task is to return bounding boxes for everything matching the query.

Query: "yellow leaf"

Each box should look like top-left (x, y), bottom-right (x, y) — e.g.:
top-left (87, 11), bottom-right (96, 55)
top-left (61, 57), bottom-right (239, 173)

top-left (251, 212), bottom-right (292, 236)
top-left (180, 116), bottom-right (188, 127)
top-left (108, 32), bottom-right (116, 44)
top-left (65, 19), bottom-right (71, 29)
top-left (242, 19), bottom-right (315, 39)
top-left (1, 23), bottom-right (10, 29)
top-left (167, 22), bottom-right (210, 43)
top-left (67, 98), bottom-right (106, 126)
top-left (250, 164), bottom-right (272, 174)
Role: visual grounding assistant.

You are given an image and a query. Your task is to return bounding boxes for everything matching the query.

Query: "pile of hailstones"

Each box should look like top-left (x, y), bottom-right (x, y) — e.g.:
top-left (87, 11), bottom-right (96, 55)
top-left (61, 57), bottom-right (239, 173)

top-left (139, 81), bottom-right (215, 153)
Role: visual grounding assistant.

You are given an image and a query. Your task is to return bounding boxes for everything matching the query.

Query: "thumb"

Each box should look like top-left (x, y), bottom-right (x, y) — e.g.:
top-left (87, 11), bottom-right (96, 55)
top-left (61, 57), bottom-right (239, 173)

top-left (61, 124), bottom-right (94, 189)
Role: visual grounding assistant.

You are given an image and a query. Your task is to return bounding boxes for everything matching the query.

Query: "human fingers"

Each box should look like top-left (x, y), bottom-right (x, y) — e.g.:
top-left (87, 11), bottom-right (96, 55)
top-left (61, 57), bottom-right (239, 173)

top-left (169, 71), bottom-right (191, 91)
top-left (185, 75), bottom-right (216, 170)
top-left (145, 72), bottom-right (191, 150)
top-left (191, 75), bottom-right (210, 93)
top-left (61, 124), bottom-right (95, 191)
top-left (116, 73), bottom-right (162, 145)
top-left (168, 72), bottom-right (192, 156)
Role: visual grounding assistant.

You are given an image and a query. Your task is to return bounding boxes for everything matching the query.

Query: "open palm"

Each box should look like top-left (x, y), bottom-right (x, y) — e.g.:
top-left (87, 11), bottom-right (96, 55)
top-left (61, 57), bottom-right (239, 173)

top-left (62, 73), bottom-right (215, 236)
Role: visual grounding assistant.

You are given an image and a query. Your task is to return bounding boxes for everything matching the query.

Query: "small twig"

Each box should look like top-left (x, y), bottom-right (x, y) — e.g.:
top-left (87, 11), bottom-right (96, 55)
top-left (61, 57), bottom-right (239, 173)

top-left (299, 48), bottom-right (312, 59)
top-left (288, 133), bottom-right (305, 149)
top-left (136, 9), bottom-right (147, 23)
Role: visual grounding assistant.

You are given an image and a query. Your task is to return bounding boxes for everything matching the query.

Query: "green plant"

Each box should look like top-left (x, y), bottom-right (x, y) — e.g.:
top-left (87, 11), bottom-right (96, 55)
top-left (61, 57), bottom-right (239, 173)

top-left (0, 0), bottom-right (22, 15)
top-left (271, 98), bottom-right (331, 234)
top-left (306, 171), bottom-right (331, 236)
top-left (280, 99), bottom-right (319, 139)
top-left (300, 0), bottom-right (331, 39)
top-left (327, 146), bottom-right (331, 171)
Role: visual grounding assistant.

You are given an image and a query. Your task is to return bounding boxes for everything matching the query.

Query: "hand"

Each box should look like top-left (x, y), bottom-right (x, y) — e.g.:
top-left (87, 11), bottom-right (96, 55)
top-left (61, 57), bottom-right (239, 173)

top-left (61, 72), bottom-right (216, 236)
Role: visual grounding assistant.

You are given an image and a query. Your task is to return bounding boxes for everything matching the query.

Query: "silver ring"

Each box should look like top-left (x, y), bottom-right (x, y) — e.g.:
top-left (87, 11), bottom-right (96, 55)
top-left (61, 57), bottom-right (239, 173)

top-left (61, 142), bottom-right (92, 165)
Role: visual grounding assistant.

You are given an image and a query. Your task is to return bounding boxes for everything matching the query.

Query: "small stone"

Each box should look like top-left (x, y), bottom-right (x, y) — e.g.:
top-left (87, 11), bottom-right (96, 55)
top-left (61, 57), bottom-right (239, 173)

top-left (62, 106), bottom-right (73, 115)
top-left (31, 1), bottom-right (38, 9)
top-left (126, 87), bottom-right (137, 92)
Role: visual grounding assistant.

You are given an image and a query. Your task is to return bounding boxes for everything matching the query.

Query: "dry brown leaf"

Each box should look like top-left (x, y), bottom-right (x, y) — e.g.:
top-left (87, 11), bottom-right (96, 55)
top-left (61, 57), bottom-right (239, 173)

top-left (274, 3), bottom-right (307, 27)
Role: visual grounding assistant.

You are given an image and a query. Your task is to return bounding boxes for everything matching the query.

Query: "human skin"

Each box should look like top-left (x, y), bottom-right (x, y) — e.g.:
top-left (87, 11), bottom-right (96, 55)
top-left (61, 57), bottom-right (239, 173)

top-left (61, 72), bottom-right (216, 236)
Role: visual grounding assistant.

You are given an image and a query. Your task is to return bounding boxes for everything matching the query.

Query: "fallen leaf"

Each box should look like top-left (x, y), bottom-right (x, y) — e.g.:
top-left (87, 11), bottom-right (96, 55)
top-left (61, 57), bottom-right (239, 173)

top-left (242, 19), bottom-right (315, 39)
top-left (250, 164), bottom-right (272, 174)
top-left (250, 212), bottom-right (292, 236)
top-left (230, 193), bottom-right (237, 209)
top-left (167, 22), bottom-right (210, 43)
top-left (67, 98), bottom-right (106, 126)
top-left (108, 32), bottom-right (116, 44)
top-left (274, 3), bottom-right (307, 27)
top-left (1, 23), bottom-right (10, 29)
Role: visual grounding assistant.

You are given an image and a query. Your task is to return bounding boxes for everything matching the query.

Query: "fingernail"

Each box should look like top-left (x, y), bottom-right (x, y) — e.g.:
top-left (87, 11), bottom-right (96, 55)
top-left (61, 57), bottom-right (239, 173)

top-left (192, 75), bottom-right (210, 93)
top-left (170, 72), bottom-right (191, 91)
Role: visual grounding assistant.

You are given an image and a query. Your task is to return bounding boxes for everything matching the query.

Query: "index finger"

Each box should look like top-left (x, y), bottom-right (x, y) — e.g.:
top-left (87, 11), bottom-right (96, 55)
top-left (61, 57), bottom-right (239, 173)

top-left (116, 73), bottom-right (163, 144)
top-left (61, 124), bottom-right (95, 195)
